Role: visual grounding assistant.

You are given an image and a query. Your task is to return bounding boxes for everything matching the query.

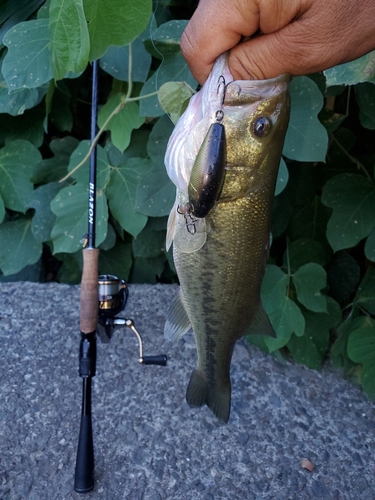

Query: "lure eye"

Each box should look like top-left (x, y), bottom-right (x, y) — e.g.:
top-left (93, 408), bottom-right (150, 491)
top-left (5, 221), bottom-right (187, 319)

top-left (253, 116), bottom-right (272, 137)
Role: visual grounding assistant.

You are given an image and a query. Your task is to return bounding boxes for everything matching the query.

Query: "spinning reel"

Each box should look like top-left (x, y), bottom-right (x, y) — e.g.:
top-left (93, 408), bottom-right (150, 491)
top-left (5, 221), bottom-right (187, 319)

top-left (96, 274), bottom-right (167, 365)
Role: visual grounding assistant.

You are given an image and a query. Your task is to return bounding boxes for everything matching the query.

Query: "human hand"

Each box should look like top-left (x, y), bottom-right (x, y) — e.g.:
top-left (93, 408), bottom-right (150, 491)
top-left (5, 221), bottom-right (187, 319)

top-left (181, 0), bottom-right (375, 84)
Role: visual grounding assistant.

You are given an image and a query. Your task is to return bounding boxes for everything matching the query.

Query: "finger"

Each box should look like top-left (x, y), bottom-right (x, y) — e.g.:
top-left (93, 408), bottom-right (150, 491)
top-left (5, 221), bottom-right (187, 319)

top-left (181, 0), bottom-right (260, 85)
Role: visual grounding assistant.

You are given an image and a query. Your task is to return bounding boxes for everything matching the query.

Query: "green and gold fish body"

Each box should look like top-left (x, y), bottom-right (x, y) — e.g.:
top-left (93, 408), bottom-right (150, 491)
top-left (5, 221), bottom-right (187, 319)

top-left (165, 60), bottom-right (290, 423)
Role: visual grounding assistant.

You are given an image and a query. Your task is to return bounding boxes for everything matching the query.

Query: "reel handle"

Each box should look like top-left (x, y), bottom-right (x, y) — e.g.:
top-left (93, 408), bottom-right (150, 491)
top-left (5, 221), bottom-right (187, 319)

top-left (140, 355), bottom-right (168, 366)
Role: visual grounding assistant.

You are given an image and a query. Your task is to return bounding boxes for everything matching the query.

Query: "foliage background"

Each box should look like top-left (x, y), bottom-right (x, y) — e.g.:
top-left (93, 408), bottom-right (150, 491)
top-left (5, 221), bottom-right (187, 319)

top-left (0, 0), bottom-right (374, 397)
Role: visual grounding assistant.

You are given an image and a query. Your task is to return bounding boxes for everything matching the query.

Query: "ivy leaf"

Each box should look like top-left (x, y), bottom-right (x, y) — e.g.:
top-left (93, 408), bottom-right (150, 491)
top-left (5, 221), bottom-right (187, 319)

top-left (147, 115), bottom-right (175, 163)
top-left (49, 0), bottom-right (90, 81)
top-left (324, 51), bottom-right (375, 86)
top-left (32, 136), bottom-right (79, 184)
top-left (0, 140), bottom-right (42, 213)
top-left (83, 0), bottom-right (152, 61)
top-left (274, 158), bottom-right (289, 196)
top-left (260, 265), bottom-right (289, 314)
top-left (135, 169), bottom-right (175, 217)
top-left (99, 242), bottom-right (132, 280)
top-left (50, 183), bottom-right (108, 253)
top-left (140, 22), bottom-right (196, 116)
top-left (347, 318), bottom-right (375, 398)
top-left (283, 238), bottom-right (329, 273)
top-left (365, 227), bottom-right (375, 262)
top-left (144, 20), bottom-right (188, 57)
top-left (0, 85), bottom-right (47, 116)
top-left (97, 95), bottom-right (144, 153)
top-left (67, 141), bottom-right (111, 188)
top-left (321, 173), bottom-right (375, 251)
top-left (355, 266), bottom-right (375, 315)
top-left (0, 107), bottom-right (45, 147)
top-left (0, 216), bottom-right (42, 276)
top-left (288, 298), bottom-right (341, 369)
top-left (0, 195), bottom-right (5, 223)
top-left (99, 36), bottom-right (151, 83)
top-left (28, 182), bottom-right (62, 243)
top-left (132, 229), bottom-right (165, 258)
top-left (2, 19), bottom-right (52, 91)
top-left (292, 263), bottom-right (327, 313)
top-left (158, 81), bottom-right (194, 124)
top-left (355, 82), bottom-right (375, 130)
top-left (283, 77), bottom-right (328, 162)
top-left (106, 158), bottom-right (152, 237)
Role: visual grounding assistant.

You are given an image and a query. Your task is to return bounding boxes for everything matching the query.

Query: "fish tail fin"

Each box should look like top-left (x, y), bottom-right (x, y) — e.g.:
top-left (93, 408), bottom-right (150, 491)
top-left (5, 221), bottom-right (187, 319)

top-left (186, 369), bottom-right (231, 424)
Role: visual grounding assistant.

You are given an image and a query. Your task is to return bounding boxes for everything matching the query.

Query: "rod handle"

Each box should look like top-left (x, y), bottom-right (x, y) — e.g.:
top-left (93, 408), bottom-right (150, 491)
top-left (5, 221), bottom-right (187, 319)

top-left (141, 355), bottom-right (168, 366)
top-left (74, 414), bottom-right (94, 493)
top-left (80, 248), bottom-right (100, 334)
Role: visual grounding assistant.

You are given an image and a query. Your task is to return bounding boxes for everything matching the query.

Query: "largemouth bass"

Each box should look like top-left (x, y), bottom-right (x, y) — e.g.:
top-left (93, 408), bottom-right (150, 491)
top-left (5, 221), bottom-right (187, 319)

top-left (164, 54), bottom-right (290, 423)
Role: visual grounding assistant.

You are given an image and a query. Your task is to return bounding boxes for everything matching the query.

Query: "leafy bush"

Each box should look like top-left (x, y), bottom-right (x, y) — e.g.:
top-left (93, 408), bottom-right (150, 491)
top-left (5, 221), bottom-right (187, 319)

top-left (0, 0), bottom-right (374, 398)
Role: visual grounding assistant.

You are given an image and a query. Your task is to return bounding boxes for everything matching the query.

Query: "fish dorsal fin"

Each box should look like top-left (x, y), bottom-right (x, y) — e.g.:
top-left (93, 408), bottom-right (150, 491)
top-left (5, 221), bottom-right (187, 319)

top-left (164, 290), bottom-right (191, 341)
top-left (246, 303), bottom-right (276, 338)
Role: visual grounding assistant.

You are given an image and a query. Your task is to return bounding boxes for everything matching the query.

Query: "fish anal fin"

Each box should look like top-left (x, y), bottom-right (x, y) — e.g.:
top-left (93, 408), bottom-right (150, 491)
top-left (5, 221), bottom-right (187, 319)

top-left (186, 369), bottom-right (231, 424)
top-left (164, 290), bottom-right (191, 341)
top-left (246, 303), bottom-right (276, 338)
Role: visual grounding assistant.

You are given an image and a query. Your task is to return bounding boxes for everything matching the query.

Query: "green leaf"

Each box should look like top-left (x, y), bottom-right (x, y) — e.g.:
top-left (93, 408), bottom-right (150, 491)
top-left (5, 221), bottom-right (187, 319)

top-left (288, 195), bottom-right (331, 245)
top-left (56, 251), bottom-right (82, 284)
top-left (263, 297), bottom-right (305, 351)
top-left (135, 169), bottom-right (175, 217)
top-left (283, 238), bottom-right (329, 272)
top-left (0, 216), bottom-right (42, 275)
top-left (331, 315), bottom-right (365, 370)
top-left (260, 265), bottom-right (289, 314)
top-left (106, 129), bottom-right (150, 165)
top-left (67, 141), bottom-right (111, 188)
top-left (97, 95), bottom-right (144, 153)
top-left (50, 183), bottom-right (108, 253)
top-left (158, 81), bottom-right (194, 124)
top-left (0, 85), bottom-right (46, 116)
top-left (132, 229), bottom-right (165, 258)
top-left (292, 263), bottom-right (327, 313)
top-left (321, 173), bottom-right (375, 251)
top-left (288, 298), bottom-right (341, 369)
top-left (274, 158), bottom-right (289, 196)
top-left (28, 182), bottom-right (62, 243)
top-left (0, 107), bottom-right (44, 147)
top-left (355, 265), bottom-right (375, 315)
top-left (49, 82), bottom-right (74, 132)
top-left (147, 114), bottom-right (174, 163)
top-left (0, 140), bottom-right (42, 213)
top-left (2, 19), bottom-right (53, 90)
top-left (365, 227), bottom-right (375, 262)
top-left (324, 51), bottom-right (375, 86)
top-left (140, 51), bottom-right (196, 116)
top-left (327, 250), bottom-right (361, 303)
top-left (355, 82), bottom-right (375, 130)
top-left (100, 37), bottom-right (151, 83)
top-left (106, 158), bottom-right (152, 237)
top-left (99, 242), bottom-right (132, 280)
top-left (32, 136), bottom-right (79, 184)
top-left (83, 0), bottom-right (152, 61)
top-left (347, 318), bottom-right (375, 398)
top-left (0, 0), bottom-right (45, 42)
top-left (283, 77), bottom-right (328, 162)
top-left (49, 0), bottom-right (90, 81)
top-left (144, 20), bottom-right (188, 57)
top-left (0, 195), bottom-right (5, 223)
top-left (130, 255), bottom-right (166, 283)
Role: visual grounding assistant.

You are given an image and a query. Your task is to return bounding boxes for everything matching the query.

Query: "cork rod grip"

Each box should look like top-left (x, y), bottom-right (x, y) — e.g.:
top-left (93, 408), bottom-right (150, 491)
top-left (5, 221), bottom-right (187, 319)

top-left (80, 248), bottom-right (100, 333)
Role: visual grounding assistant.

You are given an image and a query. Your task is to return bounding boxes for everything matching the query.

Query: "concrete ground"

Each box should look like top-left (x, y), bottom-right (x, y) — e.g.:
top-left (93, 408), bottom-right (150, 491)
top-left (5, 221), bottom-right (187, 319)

top-left (0, 282), bottom-right (374, 500)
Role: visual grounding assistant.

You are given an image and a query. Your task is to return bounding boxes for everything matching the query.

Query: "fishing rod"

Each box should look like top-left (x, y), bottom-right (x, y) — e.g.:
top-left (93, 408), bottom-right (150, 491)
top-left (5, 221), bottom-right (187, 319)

top-left (73, 61), bottom-right (167, 494)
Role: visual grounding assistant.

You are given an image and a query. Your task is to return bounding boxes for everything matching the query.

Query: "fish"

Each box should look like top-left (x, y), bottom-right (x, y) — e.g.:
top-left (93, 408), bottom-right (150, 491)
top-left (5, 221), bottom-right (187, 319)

top-left (164, 53), bottom-right (291, 423)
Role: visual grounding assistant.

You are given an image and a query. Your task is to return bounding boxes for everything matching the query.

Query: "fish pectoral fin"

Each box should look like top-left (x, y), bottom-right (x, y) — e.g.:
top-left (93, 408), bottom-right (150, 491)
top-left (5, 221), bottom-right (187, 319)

top-left (246, 303), bottom-right (276, 338)
top-left (186, 369), bottom-right (231, 424)
top-left (164, 290), bottom-right (191, 341)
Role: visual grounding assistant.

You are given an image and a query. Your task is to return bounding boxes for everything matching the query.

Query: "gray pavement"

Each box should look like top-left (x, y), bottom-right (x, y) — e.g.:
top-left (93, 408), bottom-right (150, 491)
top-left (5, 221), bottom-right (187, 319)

top-left (0, 282), bottom-right (374, 500)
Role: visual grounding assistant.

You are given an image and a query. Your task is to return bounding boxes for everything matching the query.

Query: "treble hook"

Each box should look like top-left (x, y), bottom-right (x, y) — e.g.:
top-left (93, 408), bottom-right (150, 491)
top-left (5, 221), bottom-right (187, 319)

top-left (216, 75), bottom-right (226, 123)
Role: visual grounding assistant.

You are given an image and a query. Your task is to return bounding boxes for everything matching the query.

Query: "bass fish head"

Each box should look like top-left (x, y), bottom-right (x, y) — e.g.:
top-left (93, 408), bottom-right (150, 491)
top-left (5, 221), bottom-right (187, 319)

top-left (221, 75), bottom-right (291, 198)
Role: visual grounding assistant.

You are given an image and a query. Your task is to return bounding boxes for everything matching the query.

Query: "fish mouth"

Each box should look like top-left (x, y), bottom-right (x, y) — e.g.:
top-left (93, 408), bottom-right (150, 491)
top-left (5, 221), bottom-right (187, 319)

top-left (224, 74), bottom-right (291, 105)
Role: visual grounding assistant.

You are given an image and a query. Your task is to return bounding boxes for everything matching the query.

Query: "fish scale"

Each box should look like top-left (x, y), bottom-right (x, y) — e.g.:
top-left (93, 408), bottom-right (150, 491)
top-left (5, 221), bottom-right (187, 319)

top-left (165, 59), bottom-right (291, 423)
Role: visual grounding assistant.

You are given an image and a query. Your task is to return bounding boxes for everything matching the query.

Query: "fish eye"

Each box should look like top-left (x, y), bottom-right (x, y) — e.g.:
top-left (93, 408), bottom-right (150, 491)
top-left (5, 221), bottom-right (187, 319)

top-left (252, 116), bottom-right (272, 137)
